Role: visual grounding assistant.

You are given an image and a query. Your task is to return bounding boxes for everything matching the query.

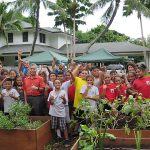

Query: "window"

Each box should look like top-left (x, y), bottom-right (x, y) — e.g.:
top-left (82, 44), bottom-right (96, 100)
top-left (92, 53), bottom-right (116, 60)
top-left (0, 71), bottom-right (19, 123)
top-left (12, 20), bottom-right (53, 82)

top-left (23, 32), bottom-right (28, 42)
top-left (39, 33), bottom-right (46, 43)
top-left (8, 33), bottom-right (13, 43)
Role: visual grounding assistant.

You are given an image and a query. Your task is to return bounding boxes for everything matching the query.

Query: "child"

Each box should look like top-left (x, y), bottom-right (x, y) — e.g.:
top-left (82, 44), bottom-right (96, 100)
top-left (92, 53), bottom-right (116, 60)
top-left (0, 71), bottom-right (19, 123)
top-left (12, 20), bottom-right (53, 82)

top-left (48, 79), bottom-right (69, 147)
top-left (9, 69), bottom-right (18, 87)
top-left (1, 78), bottom-right (20, 115)
top-left (110, 70), bottom-right (117, 83)
top-left (99, 73), bottom-right (117, 103)
top-left (126, 71), bottom-right (138, 97)
top-left (80, 75), bottom-right (99, 111)
top-left (15, 76), bottom-right (24, 102)
top-left (114, 75), bottom-right (127, 100)
top-left (133, 64), bottom-right (150, 99)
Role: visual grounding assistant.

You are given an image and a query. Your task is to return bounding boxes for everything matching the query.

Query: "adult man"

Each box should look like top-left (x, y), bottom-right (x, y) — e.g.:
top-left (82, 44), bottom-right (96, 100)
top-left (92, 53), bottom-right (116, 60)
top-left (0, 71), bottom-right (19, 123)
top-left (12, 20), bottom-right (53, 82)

top-left (23, 63), bottom-right (45, 115)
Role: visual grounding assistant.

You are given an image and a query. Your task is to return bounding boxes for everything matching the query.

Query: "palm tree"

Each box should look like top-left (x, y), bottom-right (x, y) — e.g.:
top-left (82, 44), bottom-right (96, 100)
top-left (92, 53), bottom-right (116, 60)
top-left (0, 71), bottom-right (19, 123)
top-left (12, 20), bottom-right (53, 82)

top-left (67, 0), bottom-right (92, 58)
top-left (13, 0), bottom-right (54, 56)
top-left (86, 0), bottom-right (121, 52)
top-left (123, 0), bottom-right (150, 68)
top-left (0, 2), bottom-right (22, 44)
top-left (48, 0), bottom-right (92, 59)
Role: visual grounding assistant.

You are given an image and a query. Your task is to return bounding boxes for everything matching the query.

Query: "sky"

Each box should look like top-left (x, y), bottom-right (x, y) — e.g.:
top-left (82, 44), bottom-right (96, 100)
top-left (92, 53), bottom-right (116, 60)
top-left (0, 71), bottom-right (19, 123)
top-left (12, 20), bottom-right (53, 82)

top-left (3, 0), bottom-right (150, 39)
top-left (38, 0), bottom-right (150, 39)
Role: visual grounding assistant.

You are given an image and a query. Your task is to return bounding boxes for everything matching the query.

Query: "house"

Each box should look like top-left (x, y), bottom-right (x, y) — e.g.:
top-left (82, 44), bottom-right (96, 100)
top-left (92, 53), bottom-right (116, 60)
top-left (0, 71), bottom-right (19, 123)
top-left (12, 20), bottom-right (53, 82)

top-left (0, 22), bottom-right (72, 65)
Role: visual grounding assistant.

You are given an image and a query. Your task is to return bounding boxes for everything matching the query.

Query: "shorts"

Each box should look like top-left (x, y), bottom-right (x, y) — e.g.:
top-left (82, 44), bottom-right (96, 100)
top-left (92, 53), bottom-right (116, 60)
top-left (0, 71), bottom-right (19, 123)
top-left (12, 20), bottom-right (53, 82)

top-left (51, 116), bottom-right (66, 131)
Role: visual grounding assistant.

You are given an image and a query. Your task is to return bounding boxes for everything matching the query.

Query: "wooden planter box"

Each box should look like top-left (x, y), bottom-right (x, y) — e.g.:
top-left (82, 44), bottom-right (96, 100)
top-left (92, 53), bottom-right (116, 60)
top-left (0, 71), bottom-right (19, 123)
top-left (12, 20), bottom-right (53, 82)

top-left (71, 129), bottom-right (150, 150)
top-left (0, 116), bottom-right (51, 150)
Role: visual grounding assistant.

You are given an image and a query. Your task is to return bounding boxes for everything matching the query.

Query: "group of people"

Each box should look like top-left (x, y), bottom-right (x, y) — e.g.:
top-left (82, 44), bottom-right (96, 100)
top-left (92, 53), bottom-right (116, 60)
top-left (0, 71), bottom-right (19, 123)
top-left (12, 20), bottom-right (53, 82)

top-left (0, 50), bottom-right (150, 147)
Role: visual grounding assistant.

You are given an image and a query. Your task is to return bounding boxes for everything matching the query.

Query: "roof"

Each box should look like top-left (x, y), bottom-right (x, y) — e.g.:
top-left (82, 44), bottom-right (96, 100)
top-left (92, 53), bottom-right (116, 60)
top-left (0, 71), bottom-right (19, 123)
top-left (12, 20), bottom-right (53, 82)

top-left (22, 50), bottom-right (68, 64)
top-left (0, 44), bottom-right (64, 55)
top-left (61, 42), bottom-right (150, 54)
top-left (41, 27), bottom-right (62, 33)
top-left (76, 48), bottom-right (122, 62)
top-left (9, 21), bottom-right (66, 34)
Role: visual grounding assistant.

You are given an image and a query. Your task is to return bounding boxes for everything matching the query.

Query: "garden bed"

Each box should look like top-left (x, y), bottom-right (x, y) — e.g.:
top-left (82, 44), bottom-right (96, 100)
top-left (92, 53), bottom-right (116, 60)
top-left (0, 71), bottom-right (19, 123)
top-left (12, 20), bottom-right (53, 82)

top-left (0, 116), bottom-right (51, 150)
top-left (71, 129), bottom-right (150, 150)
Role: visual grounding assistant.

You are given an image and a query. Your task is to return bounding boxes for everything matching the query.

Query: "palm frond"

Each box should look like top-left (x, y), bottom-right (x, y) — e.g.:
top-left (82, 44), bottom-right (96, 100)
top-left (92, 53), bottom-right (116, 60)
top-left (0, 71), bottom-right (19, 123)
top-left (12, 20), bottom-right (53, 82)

top-left (125, 0), bottom-right (150, 18)
top-left (88, 0), bottom-right (112, 12)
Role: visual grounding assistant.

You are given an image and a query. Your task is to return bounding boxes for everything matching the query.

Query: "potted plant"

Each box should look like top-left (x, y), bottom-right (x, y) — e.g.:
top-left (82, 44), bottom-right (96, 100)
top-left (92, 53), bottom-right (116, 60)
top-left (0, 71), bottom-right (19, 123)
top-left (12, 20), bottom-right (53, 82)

top-left (0, 102), bottom-right (51, 150)
top-left (71, 97), bottom-right (150, 150)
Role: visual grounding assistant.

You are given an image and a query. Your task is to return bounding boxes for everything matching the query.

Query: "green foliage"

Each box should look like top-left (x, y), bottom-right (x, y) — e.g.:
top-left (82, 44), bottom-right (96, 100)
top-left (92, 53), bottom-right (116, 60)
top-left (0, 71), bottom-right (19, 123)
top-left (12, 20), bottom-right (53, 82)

top-left (79, 125), bottom-right (98, 150)
top-left (122, 96), bottom-right (150, 150)
top-left (73, 96), bottom-right (150, 149)
top-left (76, 25), bottom-right (129, 43)
top-left (0, 2), bottom-right (23, 44)
top-left (48, 0), bottom-right (92, 31)
top-left (75, 99), bottom-right (120, 149)
top-left (0, 112), bottom-right (14, 129)
top-left (122, 95), bottom-right (150, 130)
top-left (0, 102), bottom-right (42, 129)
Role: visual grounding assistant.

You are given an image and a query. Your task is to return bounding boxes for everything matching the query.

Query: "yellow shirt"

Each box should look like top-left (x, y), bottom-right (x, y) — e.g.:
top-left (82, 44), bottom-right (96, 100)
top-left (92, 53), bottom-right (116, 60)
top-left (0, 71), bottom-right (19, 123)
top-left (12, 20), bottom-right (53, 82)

top-left (73, 77), bottom-right (87, 108)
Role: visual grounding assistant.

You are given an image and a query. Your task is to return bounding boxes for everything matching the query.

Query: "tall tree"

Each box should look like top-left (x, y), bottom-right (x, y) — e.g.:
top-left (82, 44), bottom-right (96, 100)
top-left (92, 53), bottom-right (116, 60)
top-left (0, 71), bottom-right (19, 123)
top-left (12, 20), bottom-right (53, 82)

top-left (13, 0), bottom-right (53, 56)
top-left (123, 0), bottom-right (150, 68)
top-left (48, 0), bottom-right (92, 58)
top-left (86, 0), bottom-right (121, 52)
top-left (67, 0), bottom-right (92, 58)
top-left (0, 2), bottom-right (22, 44)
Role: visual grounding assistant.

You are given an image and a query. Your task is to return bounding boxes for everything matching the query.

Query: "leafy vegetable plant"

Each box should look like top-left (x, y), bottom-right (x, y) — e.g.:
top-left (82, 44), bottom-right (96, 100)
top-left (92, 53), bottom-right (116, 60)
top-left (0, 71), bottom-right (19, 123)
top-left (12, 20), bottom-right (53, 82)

top-left (0, 102), bottom-right (42, 129)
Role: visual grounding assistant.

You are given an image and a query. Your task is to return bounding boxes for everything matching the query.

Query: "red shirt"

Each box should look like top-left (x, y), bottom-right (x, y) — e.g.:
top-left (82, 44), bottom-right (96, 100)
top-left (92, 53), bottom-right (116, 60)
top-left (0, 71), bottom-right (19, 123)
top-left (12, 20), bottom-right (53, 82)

top-left (68, 84), bottom-right (75, 103)
top-left (23, 75), bottom-right (45, 96)
top-left (115, 84), bottom-right (127, 102)
top-left (133, 76), bottom-right (150, 99)
top-left (99, 83), bottom-right (117, 103)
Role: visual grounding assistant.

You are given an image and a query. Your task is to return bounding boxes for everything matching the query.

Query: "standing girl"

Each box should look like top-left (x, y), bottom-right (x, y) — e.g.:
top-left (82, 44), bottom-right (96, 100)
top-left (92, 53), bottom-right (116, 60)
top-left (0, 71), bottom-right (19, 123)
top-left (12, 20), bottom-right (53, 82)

top-left (133, 64), bottom-right (150, 99)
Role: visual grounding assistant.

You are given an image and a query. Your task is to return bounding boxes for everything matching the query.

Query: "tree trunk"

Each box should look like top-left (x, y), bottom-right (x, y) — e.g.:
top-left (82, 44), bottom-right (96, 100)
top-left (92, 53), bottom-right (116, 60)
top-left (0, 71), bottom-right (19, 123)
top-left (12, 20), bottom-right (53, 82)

top-left (63, 24), bottom-right (69, 58)
top-left (72, 0), bottom-right (76, 59)
top-left (30, 0), bottom-right (40, 56)
top-left (139, 13), bottom-right (147, 68)
top-left (73, 16), bottom-right (76, 59)
top-left (86, 0), bottom-right (120, 53)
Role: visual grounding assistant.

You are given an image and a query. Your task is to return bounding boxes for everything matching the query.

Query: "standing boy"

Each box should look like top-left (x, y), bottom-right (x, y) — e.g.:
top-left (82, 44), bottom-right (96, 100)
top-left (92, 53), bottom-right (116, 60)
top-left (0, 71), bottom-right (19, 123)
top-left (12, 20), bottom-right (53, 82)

top-left (1, 78), bottom-right (20, 114)
top-left (48, 79), bottom-right (70, 147)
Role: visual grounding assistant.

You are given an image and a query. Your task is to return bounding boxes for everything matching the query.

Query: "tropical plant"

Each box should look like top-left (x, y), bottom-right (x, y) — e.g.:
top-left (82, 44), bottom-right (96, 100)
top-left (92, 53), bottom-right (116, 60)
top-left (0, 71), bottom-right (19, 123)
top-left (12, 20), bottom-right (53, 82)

top-left (48, 0), bottom-right (92, 58)
top-left (13, 0), bottom-right (54, 56)
top-left (0, 102), bottom-right (42, 129)
top-left (0, 2), bottom-right (23, 44)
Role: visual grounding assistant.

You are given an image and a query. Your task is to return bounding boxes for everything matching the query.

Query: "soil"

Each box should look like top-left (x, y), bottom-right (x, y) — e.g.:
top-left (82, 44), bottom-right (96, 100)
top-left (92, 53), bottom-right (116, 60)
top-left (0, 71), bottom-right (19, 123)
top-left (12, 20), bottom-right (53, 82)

top-left (46, 137), bottom-right (78, 150)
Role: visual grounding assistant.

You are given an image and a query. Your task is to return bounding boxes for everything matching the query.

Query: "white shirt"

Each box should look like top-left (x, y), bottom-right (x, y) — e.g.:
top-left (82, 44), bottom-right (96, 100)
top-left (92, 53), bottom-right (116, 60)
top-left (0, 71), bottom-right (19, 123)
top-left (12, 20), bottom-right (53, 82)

top-left (80, 85), bottom-right (99, 110)
top-left (48, 90), bottom-right (68, 117)
top-left (48, 80), bottom-right (71, 105)
top-left (2, 88), bottom-right (20, 113)
top-left (94, 78), bottom-right (100, 88)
